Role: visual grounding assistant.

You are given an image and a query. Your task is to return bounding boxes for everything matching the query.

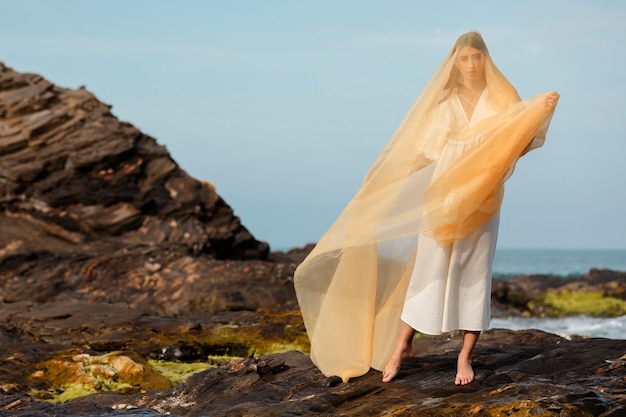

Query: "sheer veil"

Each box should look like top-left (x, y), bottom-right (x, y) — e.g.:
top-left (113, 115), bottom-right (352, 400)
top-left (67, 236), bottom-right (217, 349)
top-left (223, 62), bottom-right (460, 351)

top-left (294, 30), bottom-right (559, 382)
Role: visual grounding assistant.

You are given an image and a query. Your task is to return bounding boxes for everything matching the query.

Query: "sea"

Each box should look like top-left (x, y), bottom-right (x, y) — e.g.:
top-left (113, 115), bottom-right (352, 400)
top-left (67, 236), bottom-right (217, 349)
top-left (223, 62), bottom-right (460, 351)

top-left (490, 248), bottom-right (626, 340)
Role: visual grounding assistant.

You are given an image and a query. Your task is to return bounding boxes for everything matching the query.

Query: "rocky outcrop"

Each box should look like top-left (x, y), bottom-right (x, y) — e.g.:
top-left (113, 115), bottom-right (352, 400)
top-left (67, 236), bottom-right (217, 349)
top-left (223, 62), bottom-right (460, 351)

top-left (492, 268), bottom-right (626, 317)
top-left (0, 62), bottom-right (268, 263)
top-left (0, 62), bottom-right (305, 410)
top-left (0, 62), bottom-right (285, 317)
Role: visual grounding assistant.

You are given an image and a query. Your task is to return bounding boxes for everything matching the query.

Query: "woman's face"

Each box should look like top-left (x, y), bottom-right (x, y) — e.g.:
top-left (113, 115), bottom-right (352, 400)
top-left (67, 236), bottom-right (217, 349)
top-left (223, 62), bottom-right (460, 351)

top-left (456, 46), bottom-right (485, 84)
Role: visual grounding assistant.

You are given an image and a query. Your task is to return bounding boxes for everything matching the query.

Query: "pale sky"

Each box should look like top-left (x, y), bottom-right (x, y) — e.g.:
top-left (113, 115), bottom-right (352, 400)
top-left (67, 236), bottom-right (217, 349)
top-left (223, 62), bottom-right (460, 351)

top-left (2, 0), bottom-right (625, 250)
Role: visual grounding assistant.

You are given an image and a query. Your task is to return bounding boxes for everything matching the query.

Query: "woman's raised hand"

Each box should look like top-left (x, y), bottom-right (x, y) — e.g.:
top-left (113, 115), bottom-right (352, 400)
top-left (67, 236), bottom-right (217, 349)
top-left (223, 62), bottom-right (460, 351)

top-left (546, 91), bottom-right (560, 107)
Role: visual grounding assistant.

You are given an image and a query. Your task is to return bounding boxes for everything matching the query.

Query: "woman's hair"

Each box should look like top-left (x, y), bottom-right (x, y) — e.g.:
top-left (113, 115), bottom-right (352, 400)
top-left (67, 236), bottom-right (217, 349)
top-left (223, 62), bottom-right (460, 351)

top-left (452, 31), bottom-right (489, 55)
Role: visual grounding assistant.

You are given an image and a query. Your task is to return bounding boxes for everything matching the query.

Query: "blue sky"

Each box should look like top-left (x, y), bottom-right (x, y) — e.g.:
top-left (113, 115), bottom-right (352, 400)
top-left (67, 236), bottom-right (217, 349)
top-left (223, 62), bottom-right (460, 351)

top-left (2, 0), bottom-right (625, 250)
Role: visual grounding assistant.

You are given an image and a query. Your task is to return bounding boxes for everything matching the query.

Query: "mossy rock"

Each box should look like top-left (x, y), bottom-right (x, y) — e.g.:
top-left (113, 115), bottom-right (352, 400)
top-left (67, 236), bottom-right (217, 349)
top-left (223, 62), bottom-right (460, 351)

top-left (24, 310), bottom-right (311, 403)
top-left (31, 351), bottom-right (172, 403)
top-left (536, 290), bottom-right (626, 317)
top-left (148, 360), bottom-right (215, 385)
top-left (203, 310), bottom-right (311, 358)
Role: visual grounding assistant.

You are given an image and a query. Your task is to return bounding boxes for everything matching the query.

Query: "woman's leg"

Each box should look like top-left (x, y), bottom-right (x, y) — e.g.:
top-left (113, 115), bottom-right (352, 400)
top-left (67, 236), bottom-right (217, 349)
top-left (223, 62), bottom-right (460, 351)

top-left (382, 320), bottom-right (416, 382)
top-left (455, 330), bottom-right (480, 385)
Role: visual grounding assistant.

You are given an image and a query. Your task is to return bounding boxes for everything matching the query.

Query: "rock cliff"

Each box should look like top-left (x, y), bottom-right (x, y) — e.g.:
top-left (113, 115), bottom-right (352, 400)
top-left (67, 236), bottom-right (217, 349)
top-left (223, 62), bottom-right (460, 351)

top-left (0, 62), bottom-right (268, 263)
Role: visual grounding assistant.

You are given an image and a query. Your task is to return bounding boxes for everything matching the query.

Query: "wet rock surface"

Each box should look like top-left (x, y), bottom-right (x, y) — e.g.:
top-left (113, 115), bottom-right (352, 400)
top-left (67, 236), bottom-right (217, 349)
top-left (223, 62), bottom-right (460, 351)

top-left (0, 63), bottom-right (624, 415)
top-left (1, 330), bottom-right (625, 416)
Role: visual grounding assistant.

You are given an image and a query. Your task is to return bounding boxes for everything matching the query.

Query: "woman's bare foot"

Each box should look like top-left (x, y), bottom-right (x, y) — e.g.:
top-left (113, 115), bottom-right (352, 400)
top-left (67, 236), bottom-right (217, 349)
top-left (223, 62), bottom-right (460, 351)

top-left (455, 330), bottom-right (479, 385)
top-left (382, 321), bottom-right (416, 382)
top-left (455, 357), bottom-right (474, 385)
top-left (382, 344), bottom-right (414, 382)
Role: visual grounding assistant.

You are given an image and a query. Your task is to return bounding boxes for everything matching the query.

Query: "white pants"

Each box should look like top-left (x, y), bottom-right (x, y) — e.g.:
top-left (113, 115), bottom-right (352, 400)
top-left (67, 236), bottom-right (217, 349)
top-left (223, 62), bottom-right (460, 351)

top-left (401, 213), bottom-right (499, 335)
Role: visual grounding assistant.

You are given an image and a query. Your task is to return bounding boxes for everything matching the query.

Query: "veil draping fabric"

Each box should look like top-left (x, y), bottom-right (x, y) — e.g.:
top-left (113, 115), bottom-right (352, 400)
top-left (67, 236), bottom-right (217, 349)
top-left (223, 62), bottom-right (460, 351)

top-left (294, 32), bottom-right (558, 382)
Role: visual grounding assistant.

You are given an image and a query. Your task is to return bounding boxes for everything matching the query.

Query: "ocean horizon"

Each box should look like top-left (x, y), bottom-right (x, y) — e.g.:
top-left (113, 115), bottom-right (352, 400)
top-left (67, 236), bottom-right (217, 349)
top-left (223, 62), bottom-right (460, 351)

top-left (492, 248), bottom-right (626, 278)
top-left (280, 246), bottom-right (626, 277)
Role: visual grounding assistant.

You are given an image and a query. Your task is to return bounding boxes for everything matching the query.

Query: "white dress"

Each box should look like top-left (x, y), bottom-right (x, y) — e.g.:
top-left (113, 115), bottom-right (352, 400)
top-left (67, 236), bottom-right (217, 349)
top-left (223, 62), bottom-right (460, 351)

top-left (401, 89), bottom-right (499, 335)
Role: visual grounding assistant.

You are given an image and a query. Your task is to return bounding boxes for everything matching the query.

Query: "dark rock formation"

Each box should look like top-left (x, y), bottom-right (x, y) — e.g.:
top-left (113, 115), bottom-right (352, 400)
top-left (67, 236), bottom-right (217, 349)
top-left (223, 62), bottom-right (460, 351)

top-left (0, 62), bottom-right (305, 410)
top-left (1, 329), bottom-right (625, 416)
top-left (0, 251), bottom-right (298, 317)
top-left (0, 63), bottom-right (294, 317)
top-left (492, 268), bottom-right (626, 317)
top-left (0, 61), bottom-right (268, 264)
top-left (0, 270), bottom-right (624, 416)
top-left (0, 298), bottom-right (309, 398)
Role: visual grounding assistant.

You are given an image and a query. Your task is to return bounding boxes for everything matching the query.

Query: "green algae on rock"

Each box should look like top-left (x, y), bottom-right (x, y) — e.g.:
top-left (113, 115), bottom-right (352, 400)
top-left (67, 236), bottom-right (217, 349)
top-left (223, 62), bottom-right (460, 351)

top-left (147, 360), bottom-right (215, 386)
top-left (202, 310), bottom-right (311, 358)
top-left (491, 270), bottom-right (626, 318)
top-left (536, 290), bottom-right (626, 317)
top-left (30, 352), bottom-right (172, 403)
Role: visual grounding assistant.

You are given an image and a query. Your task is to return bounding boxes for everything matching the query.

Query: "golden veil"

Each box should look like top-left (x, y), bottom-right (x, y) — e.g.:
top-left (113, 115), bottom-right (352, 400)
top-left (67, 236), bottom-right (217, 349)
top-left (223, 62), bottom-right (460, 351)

top-left (294, 31), bottom-right (558, 382)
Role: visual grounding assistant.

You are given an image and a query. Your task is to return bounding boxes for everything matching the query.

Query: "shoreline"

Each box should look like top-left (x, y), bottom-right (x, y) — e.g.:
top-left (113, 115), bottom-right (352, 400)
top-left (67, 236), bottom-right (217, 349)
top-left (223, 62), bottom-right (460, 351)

top-left (491, 314), bottom-right (626, 340)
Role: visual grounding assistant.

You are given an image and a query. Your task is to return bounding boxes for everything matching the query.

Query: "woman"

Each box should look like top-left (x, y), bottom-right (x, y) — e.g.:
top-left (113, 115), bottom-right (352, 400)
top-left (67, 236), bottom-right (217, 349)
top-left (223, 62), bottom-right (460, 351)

top-left (294, 31), bottom-right (559, 385)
